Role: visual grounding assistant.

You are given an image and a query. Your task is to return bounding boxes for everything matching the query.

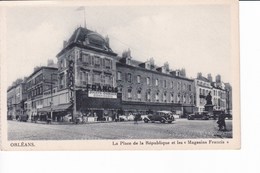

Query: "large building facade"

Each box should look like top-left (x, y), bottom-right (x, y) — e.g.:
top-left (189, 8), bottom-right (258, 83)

top-left (56, 27), bottom-right (120, 121)
top-left (116, 51), bottom-right (195, 116)
top-left (25, 66), bottom-right (58, 120)
top-left (194, 73), bottom-right (229, 113)
top-left (7, 82), bottom-right (27, 120)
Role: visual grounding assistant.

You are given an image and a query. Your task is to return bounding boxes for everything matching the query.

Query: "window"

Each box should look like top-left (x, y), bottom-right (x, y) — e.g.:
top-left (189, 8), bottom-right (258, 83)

top-left (147, 77), bottom-right (150, 85)
top-left (155, 79), bottom-right (158, 86)
top-left (171, 81), bottom-right (174, 89)
top-left (147, 91), bottom-right (151, 101)
top-left (94, 56), bottom-right (101, 66)
top-left (59, 73), bottom-right (65, 89)
top-left (188, 85), bottom-right (191, 91)
top-left (137, 90), bottom-right (141, 100)
top-left (105, 59), bottom-right (111, 69)
top-left (60, 59), bottom-right (63, 68)
top-left (82, 54), bottom-right (91, 64)
top-left (183, 84), bottom-right (186, 90)
top-left (183, 95), bottom-right (186, 103)
top-left (164, 80), bottom-right (167, 88)
top-left (137, 75), bottom-right (141, 84)
top-left (177, 82), bottom-right (181, 90)
top-left (127, 73), bottom-right (132, 83)
top-left (189, 95), bottom-right (192, 104)
top-left (39, 86), bottom-right (43, 95)
top-left (93, 73), bottom-right (101, 84)
top-left (163, 92), bottom-right (167, 102)
top-left (80, 71), bottom-right (88, 85)
top-left (128, 88), bottom-right (132, 99)
top-left (156, 92), bottom-right (159, 102)
top-left (170, 93), bottom-right (174, 103)
top-left (117, 72), bottom-right (122, 81)
top-left (104, 75), bottom-right (112, 85)
top-left (177, 94), bottom-right (180, 103)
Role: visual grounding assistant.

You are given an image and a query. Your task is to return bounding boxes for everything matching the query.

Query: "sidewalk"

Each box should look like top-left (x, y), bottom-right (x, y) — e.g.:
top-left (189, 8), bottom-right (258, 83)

top-left (28, 119), bottom-right (125, 125)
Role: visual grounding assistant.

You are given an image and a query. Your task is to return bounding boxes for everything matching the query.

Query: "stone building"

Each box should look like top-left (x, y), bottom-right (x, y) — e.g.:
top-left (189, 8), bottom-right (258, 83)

top-left (224, 83), bottom-right (232, 114)
top-left (25, 66), bottom-right (58, 120)
top-left (211, 75), bottom-right (227, 112)
top-left (116, 50), bottom-right (195, 117)
top-left (194, 73), bottom-right (213, 113)
top-left (194, 73), bottom-right (227, 113)
top-left (7, 80), bottom-right (27, 120)
top-left (56, 27), bottom-right (120, 121)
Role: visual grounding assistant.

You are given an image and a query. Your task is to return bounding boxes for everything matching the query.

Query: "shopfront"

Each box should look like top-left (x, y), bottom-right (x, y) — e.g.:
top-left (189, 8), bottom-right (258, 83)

top-left (121, 101), bottom-right (184, 116)
top-left (76, 85), bottom-right (121, 121)
top-left (37, 103), bottom-right (72, 122)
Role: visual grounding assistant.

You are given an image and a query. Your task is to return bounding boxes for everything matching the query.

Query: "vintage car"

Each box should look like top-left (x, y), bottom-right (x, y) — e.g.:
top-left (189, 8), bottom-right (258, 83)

top-left (187, 111), bottom-right (209, 120)
top-left (143, 111), bottom-right (175, 123)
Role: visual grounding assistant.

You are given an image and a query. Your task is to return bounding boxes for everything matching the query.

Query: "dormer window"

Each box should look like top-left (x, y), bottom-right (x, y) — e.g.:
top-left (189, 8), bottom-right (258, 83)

top-left (126, 58), bottom-right (131, 65)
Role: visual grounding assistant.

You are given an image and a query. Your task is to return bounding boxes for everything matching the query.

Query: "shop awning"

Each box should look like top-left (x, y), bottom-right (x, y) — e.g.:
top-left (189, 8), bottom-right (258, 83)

top-left (77, 97), bottom-right (121, 111)
top-left (38, 104), bottom-right (72, 113)
top-left (121, 101), bottom-right (183, 111)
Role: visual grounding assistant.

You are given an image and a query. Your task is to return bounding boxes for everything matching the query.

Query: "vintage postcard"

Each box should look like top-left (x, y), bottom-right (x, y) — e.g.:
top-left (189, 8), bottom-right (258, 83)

top-left (0, 0), bottom-right (240, 150)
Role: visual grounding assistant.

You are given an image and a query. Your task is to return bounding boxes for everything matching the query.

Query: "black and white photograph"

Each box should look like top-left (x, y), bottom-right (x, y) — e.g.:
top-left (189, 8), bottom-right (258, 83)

top-left (0, 0), bottom-right (240, 150)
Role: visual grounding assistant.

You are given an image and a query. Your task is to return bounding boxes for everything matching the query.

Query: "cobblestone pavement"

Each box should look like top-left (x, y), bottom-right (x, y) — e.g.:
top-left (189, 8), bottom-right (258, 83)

top-left (8, 119), bottom-right (232, 140)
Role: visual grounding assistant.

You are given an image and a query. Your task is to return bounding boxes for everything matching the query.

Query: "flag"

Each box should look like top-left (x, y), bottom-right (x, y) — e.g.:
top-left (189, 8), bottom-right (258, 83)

top-left (76, 6), bottom-right (85, 11)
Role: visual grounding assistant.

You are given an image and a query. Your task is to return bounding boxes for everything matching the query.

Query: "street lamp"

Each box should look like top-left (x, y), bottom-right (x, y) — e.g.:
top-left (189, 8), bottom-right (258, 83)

top-left (45, 73), bottom-right (57, 123)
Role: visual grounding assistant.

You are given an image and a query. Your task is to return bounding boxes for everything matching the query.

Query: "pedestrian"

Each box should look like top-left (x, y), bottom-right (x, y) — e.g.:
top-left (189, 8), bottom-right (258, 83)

top-left (217, 113), bottom-right (226, 131)
top-left (134, 113), bottom-right (141, 125)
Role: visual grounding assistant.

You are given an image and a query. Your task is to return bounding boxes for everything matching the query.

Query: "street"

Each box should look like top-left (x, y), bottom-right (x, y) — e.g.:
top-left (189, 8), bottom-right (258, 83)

top-left (8, 119), bottom-right (232, 140)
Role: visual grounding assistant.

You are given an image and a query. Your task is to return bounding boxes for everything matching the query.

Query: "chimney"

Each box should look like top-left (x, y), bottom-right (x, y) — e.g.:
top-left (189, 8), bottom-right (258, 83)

top-left (105, 35), bottom-right (110, 46)
top-left (197, 72), bottom-right (202, 78)
top-left (63, 40), bottom-right (68, 48)
top-left (207, 73), bottom-right (212, 82)
top-left (47, 59), bottom-right (54, 67)
top-left (216, 74), bottom-right (221, 83)
top-left (180, 68), bottom-right (186, 77)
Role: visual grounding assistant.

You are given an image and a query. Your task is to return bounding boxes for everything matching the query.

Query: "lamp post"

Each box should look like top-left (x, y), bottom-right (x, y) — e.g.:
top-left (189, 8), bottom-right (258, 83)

top-left (47, 73), bottom-right (57, 123)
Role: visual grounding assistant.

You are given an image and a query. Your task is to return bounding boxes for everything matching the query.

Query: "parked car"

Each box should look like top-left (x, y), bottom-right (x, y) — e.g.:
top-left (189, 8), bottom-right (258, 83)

top-left (119, 115), bottom-right (128, 121)
top-left (172, 114), bottom-right (180, 119)
top-left (187, 112), bottom-right (209, 120)
top-left (225, 113), bottom-right (232, 120)
top-left (143, 111), bottom-right (175, 123)
top-left (140, 114), bottom-right (149, 120)
top-left (63, 114), bottom-right (72, 122)
top-left (127, 114), bottom-right (135, 121)
top-left (18, 115), bottom-right (29, 122)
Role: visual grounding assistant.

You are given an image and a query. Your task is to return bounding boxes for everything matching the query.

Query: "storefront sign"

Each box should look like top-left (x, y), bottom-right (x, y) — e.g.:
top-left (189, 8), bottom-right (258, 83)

top-left (86, 84), bottom-right (118, 93)
top-left (88, 90), bottom-right (117, 99)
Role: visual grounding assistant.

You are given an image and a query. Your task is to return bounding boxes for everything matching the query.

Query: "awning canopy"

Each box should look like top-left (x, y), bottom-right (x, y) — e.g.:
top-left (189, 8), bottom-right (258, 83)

top-left (121, 101), bottom-right (183, 111)
top-left (38, 104), bottom-right (72, 113)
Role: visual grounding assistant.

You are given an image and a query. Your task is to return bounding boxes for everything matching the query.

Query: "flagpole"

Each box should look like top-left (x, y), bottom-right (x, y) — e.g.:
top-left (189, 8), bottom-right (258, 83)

top-left (84, 8), bottom-right (86, 28)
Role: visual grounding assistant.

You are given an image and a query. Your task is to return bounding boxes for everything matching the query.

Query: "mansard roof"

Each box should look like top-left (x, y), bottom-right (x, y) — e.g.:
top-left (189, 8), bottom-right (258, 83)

top-left (57, 27), bottom-right (116, 57)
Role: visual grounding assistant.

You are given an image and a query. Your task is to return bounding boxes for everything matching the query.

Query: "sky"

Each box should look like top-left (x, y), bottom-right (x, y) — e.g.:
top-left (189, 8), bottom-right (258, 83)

top-left (5, 4), bottom-right (232, 87)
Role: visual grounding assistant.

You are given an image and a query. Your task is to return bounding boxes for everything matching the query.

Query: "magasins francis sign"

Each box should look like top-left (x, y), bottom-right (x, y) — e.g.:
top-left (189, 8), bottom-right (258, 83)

top-left (86, 84), bottom-right (118, 99)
